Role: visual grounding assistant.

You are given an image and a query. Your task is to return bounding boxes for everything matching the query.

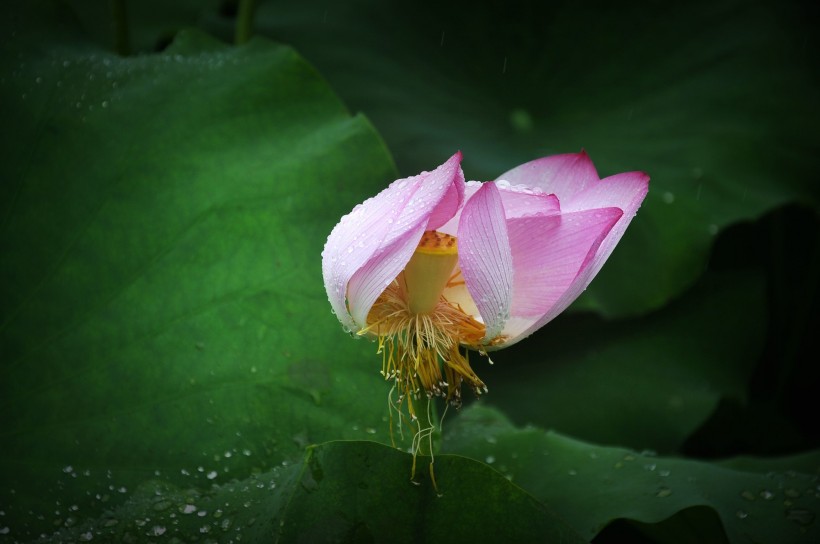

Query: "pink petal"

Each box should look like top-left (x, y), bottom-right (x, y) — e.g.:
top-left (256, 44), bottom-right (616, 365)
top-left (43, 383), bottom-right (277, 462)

top-left (562, 171), bottom-right (650, 281)
top-left (499, 207), bottom-right (623, 347)
top-left (322, 152), bottom-right (464, 330)
top-left (437, 183), bottom-right (479, 236)
top-left (457, 182), bottom-right (514, 343)
top-left (347, 223), bottom-right (428, 328)
top-left (426, 169), bottom-right (465, 230)
top-left (494, 182), bottom-right (560, 218)
top-left (498, 150), bottom-right (599, 202)
top-left (438, 182), bottom-right (559, 236)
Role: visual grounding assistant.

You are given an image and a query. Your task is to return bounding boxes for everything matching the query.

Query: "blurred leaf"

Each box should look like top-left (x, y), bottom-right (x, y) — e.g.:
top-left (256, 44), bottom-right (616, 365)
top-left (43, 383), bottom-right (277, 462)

top-left (0, 3), bottom-right (397, 539)
top-left (444, 405), bottom-right (820, 544)
top-left (475, 269), bottom-right (765, 453)
top-left (599, 506), bottom-right (730, 544)
top-left (38, 441), bottom-right (588, 543)
top-left (681, 205), bottom-right (820, 458)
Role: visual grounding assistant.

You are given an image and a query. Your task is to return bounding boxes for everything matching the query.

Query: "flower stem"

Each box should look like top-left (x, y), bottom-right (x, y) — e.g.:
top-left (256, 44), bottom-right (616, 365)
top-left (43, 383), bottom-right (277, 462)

top-left (111, 0), bottom-right (130, 56)
top-left (235, 0), bottom-right (257, 45)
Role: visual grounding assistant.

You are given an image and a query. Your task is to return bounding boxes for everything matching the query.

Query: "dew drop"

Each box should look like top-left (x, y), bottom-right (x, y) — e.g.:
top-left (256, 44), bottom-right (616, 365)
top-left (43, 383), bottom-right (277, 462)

top-left (740, 490), bottom-right (756, 501)
top-left (759, 489), bottom-right (775, 500)
top-left (736, 510), bottom-right (749, 520)
top-left (153, 500), bottom-right (172, 511)
top-left (656, 487), bottom-right (672, 498)
top-left (180, 504), bottom-right (197, 514)
top-left (485, 455), bottom-right (495, 464)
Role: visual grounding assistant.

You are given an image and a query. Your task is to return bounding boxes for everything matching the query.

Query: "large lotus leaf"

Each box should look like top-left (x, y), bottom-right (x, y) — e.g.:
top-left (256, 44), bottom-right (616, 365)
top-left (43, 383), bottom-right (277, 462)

top-left (0, 3), bottom-right (398, 540)
top-left (35, 441), bottom-right (588, 543)
top-left (473, 269), bottom-right (765, 453)
top-left (64, 0), bottom-right (820, 317)
top-left (443, 405), bottom-right (820, 544)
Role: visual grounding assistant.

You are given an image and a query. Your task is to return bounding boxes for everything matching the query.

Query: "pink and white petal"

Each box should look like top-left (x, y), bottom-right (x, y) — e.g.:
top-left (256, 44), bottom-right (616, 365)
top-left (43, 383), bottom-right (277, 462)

top-left (437, 181), bottom-right (481, 236)
top-left (380, 152), bottom-right (465, 249)
top-left (495, 183), bottom-right (560, 218)
top-left (498, 151), bottom-right (599, 202)
top-left (457, 182), bottom-right (514, 343)
top-left (426, 163), bottom-right (465, 230)
top-left (563, 170), bottom-right (649, 281)
top-left (346, 222), bottom-right (428, 329)
top-left (438, 181), bottom-right (559, 236)
top-left (322, 152), bottom-right (464, 330)
top-left (497, 207), bottom-right (623, 348)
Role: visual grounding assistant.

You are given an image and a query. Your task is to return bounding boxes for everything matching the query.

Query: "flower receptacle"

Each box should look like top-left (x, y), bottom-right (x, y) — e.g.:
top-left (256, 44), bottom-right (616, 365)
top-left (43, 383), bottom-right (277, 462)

top-left (401, 231), bottom-right (458, 315)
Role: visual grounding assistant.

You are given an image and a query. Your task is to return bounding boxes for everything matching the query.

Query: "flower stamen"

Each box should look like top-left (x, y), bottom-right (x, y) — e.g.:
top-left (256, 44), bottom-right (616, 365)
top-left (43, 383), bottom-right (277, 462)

top-left (360, 230), bottom-right (491, 488)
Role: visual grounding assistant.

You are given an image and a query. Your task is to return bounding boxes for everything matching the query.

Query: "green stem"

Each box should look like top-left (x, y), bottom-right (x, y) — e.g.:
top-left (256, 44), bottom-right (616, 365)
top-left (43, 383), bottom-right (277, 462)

top-left (235, 0), bottom-right (258, 45)
top-left (111, 0), bottom-right (130, 56)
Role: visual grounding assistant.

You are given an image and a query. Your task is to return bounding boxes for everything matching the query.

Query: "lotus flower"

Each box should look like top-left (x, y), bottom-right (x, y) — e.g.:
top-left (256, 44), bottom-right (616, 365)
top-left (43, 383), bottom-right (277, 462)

top-left (322, 151), bottom-right (648, 412)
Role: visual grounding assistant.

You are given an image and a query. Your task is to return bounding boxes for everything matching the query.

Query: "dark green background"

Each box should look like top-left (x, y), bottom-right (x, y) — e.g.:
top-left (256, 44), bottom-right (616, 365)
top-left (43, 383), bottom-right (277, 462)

top-left (1, 0), bottom-right (818, 542)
